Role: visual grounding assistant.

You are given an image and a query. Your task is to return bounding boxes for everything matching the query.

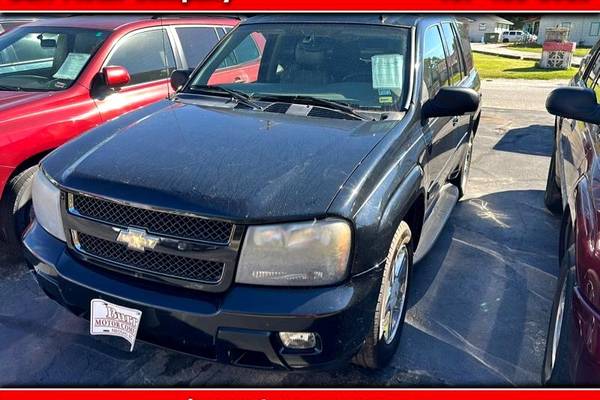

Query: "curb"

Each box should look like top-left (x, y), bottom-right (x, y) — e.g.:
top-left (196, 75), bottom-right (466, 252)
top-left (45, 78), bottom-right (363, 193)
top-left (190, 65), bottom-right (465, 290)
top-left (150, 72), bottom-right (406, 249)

top-left (472, 48), bottom-right (581, 67)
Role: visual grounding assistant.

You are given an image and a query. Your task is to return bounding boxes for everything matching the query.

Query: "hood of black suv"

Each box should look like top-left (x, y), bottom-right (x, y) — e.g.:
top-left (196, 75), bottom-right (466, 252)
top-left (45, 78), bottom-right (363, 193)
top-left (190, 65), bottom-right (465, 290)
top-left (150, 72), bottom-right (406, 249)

top-left (43, 100), bottom-right (398, 222)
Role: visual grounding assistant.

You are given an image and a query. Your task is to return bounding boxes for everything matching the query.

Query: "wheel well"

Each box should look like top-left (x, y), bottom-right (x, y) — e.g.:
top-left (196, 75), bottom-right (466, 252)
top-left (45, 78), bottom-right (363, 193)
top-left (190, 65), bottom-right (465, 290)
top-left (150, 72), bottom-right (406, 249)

top-left (2, 151), bottom-right (51, 198)
top-left (403, 193), bottom-right (425, 250)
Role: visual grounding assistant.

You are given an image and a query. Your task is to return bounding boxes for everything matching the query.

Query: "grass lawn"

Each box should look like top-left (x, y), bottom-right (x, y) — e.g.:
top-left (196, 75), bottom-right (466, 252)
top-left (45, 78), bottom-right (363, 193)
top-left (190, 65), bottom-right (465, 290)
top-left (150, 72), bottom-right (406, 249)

top-left (507, 43), bottom-right (591, 58)
top-left (473, 53), bottom-right (577, 80)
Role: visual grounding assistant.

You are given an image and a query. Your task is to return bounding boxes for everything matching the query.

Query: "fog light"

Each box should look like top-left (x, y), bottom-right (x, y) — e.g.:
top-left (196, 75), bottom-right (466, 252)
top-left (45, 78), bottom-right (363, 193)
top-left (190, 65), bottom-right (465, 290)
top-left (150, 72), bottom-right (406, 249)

top-left (279, 332), bottom-right (317, 349)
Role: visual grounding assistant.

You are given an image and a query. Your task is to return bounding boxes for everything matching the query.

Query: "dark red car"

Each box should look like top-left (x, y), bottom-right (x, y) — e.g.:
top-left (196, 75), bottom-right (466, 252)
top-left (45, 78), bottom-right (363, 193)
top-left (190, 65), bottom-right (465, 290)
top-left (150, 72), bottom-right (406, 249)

top-left (543, 40), bottom-right (600, 384)
top-left (0, 15), bottom-right (245, 255)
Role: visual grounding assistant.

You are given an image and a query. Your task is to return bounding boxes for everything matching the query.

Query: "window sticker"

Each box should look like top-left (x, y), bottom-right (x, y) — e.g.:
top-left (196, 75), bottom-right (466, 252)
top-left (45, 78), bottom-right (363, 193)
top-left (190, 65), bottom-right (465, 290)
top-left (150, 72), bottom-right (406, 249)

top-left (372, 54), bottom-right (403, 90)
top-left (52, 53), bottom-right (91, 80)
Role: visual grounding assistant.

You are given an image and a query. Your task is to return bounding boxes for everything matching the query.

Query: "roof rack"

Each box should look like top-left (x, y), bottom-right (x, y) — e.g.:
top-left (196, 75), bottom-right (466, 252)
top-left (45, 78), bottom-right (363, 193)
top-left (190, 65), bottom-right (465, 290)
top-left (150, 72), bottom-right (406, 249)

top-left (150, 14), bottom-right (247, 20)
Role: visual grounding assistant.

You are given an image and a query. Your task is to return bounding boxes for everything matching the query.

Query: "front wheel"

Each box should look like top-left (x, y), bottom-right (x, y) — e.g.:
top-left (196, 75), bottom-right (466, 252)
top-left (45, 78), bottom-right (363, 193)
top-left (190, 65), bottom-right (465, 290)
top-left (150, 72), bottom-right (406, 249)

top-left (353, 221), bottom-right (412, 369)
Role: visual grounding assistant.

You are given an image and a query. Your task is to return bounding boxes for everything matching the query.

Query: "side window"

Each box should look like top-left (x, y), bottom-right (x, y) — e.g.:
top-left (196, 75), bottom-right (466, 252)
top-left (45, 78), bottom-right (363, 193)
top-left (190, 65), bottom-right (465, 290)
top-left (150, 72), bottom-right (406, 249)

top-left (456, 21), bottom-right (474, 72)
top-left (105, 29), bottom-right (176, 86)
top-left (584, 47), bottom-right (600, 88)
top-left (422, 25), bottom-right (449, 100)
top-left (441, 23), bottom-right (463, 85)
top-left (175, 27), bottom-right (219, 68)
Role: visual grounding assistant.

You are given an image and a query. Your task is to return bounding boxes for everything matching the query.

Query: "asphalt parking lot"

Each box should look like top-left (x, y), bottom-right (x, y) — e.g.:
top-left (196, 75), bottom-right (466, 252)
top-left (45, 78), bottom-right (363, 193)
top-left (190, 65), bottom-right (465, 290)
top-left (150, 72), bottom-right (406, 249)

top-left (0, 79), bottom-right (562, 386)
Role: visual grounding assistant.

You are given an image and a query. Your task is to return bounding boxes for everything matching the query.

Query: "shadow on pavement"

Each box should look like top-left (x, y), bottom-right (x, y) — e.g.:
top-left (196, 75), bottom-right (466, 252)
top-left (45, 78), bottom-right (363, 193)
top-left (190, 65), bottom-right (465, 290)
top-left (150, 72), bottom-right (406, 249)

top-left (493, 124), bottom-right (554, 157)
top-left (399, 188), bottom-right (559, 386)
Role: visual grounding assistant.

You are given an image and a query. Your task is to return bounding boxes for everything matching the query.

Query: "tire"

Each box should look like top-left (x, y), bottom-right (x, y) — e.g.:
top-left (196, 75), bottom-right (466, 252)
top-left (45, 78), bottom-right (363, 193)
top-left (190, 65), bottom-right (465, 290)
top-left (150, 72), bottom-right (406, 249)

top-left (353, 221), bottom-right (413, 369)
top-left (450, 133), bottom-right (474, 199)
top-left (545, 146), bottom-right (563, 215)
top-left (0, 166), bottom-right (37, 258)
top-left (542, 213), bottom-right (574, 385)
top-left (503, 38), bottom-right (509, 43)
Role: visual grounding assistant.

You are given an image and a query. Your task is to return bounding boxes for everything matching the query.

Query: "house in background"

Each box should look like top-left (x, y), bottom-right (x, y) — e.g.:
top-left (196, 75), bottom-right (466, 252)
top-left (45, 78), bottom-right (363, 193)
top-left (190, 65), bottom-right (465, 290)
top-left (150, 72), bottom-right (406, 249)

top-left (525, 14), bottom-right (600, 46)
top-left (464, 15), bottom-right (513, 43)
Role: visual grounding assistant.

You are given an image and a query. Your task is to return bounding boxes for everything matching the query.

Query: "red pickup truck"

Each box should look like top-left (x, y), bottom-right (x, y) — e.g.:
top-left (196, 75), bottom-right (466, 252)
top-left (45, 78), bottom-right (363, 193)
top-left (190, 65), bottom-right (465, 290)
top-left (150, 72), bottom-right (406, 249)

top-left (0, 15), bottom-right (244, 255)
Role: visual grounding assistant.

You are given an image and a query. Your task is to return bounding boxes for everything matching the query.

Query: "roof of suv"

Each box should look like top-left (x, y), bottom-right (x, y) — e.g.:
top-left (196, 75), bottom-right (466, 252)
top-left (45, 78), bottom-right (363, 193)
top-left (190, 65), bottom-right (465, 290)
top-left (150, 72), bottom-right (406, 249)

top-left (241, 14), bottom-right (453, 28)
top-left (25, 15), bottom-right (240, 31)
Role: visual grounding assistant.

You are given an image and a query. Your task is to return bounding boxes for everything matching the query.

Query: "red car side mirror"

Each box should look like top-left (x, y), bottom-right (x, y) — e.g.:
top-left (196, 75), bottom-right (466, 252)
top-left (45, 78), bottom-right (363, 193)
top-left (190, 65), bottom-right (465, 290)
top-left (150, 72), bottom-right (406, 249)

top-left (103, 66), bottom-right (130, 88)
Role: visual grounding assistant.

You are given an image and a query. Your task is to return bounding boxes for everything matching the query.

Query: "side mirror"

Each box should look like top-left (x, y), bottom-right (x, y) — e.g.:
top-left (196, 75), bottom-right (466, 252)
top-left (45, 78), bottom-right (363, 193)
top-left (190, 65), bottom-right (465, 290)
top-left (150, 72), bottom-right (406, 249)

top-left (422, 87), bottom-right (480, 119)
top-left (546, 87), bottom-right (600, 124)
top-left (171, 69), bottom-right (192, 91)
top-left (102, 66), bottom-right (130, 88)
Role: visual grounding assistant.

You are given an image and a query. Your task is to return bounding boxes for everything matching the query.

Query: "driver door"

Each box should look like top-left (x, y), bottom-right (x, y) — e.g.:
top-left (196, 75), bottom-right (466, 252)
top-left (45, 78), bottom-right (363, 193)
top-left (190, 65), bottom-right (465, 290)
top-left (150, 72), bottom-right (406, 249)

top-left (93, 28), bottom-right (176, 122)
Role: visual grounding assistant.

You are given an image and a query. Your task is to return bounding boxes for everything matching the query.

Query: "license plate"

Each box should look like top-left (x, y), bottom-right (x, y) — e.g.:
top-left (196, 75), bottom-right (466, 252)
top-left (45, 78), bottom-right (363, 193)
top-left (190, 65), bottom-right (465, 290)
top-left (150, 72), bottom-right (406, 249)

top-left (90, 299), bottom-right (142, 351)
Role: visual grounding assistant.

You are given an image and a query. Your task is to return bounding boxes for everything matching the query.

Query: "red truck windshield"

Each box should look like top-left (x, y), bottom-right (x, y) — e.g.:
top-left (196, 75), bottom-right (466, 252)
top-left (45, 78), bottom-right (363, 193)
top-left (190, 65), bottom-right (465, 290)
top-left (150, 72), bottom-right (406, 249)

top-left (0, 27), bottom-right (109, 92)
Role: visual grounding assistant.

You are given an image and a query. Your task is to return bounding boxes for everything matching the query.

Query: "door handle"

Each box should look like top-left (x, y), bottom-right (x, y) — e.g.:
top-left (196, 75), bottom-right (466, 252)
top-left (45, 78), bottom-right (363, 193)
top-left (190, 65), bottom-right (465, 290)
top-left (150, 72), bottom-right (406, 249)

top-left (234, 76), bottom-right (245, 83)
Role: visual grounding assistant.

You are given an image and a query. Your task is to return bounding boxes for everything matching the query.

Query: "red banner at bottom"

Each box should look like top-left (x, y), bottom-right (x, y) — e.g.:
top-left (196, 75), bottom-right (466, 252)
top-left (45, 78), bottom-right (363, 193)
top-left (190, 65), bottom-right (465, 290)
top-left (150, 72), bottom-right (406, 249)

top-left (1, 390), bottom-right (600, 400)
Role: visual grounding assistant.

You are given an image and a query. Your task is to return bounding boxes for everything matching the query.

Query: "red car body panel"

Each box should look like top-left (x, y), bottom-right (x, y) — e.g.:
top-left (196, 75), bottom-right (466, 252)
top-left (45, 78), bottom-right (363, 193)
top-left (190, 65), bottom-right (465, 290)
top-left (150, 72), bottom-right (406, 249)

top-left (0, 16), bottom-right (239, 199)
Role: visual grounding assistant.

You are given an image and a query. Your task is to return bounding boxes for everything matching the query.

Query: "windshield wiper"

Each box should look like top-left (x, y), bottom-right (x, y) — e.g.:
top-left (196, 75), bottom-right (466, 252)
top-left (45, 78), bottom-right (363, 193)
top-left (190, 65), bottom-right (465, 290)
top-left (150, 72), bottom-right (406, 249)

top-left (252, 94), bottom-right (372, 121)
top-left (0, 84), bottom-right (22, 91)
top-left (188, 85), bottom-right (263, 110)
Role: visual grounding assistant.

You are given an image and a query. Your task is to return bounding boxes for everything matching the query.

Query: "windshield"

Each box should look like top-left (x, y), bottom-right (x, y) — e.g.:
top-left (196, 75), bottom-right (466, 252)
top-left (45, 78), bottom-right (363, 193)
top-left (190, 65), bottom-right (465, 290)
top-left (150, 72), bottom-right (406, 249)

top-left (189, 23), bottom-right (411, 112)
top-left (0, 27), bottom-right (109, 91)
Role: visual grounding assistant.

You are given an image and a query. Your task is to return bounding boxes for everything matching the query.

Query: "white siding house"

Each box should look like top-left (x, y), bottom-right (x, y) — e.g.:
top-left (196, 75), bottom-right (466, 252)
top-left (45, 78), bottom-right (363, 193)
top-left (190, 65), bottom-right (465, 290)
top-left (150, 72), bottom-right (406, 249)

top-left (464, 15), bottom-right (513, 43)
top-left (536, 14), bottom-right (600, 46)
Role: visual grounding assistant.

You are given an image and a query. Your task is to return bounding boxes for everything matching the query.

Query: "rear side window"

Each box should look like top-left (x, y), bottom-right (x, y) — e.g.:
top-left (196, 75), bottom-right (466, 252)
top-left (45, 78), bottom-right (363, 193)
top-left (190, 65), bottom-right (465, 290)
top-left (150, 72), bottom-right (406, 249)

top-left (456, 21), bottom-right (474, 72)
top-left (584, 43), bottom-right (600, 87)
top-left (175, 27), bottom-right (219, 68)
top-left (105, 29), bottom-right (176, 85)
top-left (441, 23), bottom-right (463, 84)
top-left (423, 25), bottom-right (449, 99)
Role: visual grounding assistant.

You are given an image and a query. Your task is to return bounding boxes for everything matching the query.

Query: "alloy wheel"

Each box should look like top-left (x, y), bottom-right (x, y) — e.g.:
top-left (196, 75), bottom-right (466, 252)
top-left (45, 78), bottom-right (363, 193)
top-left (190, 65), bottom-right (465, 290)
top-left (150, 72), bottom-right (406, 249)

top-left (381, 244), bottom-right (409, 344)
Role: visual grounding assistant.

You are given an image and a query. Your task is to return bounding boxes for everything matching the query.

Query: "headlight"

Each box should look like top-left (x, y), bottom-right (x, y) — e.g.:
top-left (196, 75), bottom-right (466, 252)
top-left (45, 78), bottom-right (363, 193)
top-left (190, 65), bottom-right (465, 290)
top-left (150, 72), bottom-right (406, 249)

top-left (32, 169), bottom-right (65, 242)
top-left (236, 219), bottom-right (352, 286)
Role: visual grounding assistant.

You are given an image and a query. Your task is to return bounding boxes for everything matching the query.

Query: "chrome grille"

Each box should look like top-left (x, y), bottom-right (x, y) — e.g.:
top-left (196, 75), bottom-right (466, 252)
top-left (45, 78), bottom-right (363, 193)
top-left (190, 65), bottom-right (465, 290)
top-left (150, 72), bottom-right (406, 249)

top-left (70, 194), bottom-right (233, 244)
top-left (75, 232), bottom-right (225, 284)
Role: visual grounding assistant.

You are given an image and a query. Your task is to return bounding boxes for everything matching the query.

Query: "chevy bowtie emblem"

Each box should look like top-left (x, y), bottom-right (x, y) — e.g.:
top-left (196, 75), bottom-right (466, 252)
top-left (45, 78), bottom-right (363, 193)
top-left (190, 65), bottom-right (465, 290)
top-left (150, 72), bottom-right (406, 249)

top-left (116, 227), bottom-right (159, 252)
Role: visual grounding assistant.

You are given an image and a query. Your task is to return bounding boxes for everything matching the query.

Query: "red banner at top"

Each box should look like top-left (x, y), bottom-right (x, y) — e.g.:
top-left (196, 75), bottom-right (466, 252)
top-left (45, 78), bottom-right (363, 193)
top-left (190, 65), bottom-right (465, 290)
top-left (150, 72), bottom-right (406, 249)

top-left (1, 0), bottom-right (599, 11)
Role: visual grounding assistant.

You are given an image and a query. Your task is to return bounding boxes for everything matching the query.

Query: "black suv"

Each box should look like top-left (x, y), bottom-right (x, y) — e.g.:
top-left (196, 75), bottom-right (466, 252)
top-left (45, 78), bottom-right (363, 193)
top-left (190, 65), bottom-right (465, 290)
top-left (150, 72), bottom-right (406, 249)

top-left (24, 15), bottom-right (481, 370)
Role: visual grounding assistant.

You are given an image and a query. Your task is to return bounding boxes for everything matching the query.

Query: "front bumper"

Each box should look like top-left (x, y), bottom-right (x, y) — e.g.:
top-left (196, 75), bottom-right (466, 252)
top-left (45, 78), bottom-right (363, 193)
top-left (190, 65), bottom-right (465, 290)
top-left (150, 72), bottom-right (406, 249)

top-left (24, 221), bottom-right (382, 370)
